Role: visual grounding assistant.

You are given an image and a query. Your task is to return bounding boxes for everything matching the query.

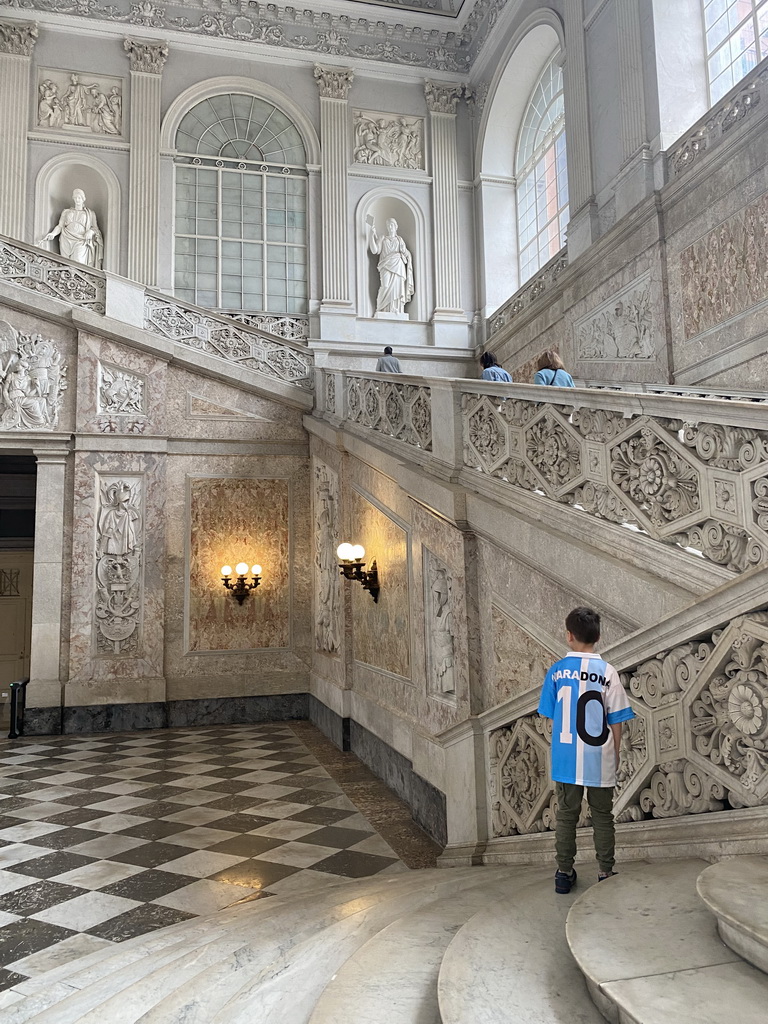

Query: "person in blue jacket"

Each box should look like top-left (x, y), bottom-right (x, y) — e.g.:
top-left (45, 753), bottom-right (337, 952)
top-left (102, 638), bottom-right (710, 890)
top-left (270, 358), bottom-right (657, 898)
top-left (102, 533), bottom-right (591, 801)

top-left (534, 349), bottom-right (575, 387)
top-left (479, 351), bottom-right (513, 382)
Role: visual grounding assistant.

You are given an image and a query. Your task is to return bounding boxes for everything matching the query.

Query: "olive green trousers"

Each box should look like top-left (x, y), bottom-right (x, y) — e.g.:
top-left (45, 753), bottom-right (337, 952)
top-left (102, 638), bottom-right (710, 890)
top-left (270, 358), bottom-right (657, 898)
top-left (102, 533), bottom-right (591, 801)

top-left (555, 781), bottom-right (615, 875)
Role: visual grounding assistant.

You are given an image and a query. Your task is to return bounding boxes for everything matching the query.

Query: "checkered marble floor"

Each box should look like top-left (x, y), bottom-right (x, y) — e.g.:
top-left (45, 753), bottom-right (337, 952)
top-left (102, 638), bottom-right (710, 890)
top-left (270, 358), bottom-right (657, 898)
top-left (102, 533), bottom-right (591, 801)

top-left (0, 723), bottom-right (407, 991)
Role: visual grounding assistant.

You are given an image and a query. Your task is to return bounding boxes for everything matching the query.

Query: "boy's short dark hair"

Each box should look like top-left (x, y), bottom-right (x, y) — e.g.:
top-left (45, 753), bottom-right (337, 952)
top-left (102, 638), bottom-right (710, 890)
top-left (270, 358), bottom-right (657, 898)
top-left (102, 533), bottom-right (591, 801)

top-left (565, 606), bottom-right (601, 644)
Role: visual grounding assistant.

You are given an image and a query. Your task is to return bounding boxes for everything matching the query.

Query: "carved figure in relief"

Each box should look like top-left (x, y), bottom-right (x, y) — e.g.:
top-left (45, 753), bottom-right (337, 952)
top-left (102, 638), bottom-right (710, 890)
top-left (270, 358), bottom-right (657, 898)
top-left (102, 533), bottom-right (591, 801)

top-left (62, 73), bottom-right (93, 127)
top-left (89, 86), bottom-right (120, 135)
top-left (108, 86), bottom-right (122, 132)
top-left (41, 189), bottom-right (104, 269)
top-left (0, 321), bottom-right (66, 431)
top-left (37, 80), bottom-right (62, 128)
top-left (577, 283), bottom-right (653, 360)
top-left (428, 561), bottom-right (456, 694)
top-left (354, 114), bottom-right (422, 170)
top-left (313, 467), bottom-right (341, 654)
top-left (95, 478), bottom-right (142, 656)
top-left (367, 217), bottom-right (414, 316)
top-left (97, 480), bottom-right (140, 555)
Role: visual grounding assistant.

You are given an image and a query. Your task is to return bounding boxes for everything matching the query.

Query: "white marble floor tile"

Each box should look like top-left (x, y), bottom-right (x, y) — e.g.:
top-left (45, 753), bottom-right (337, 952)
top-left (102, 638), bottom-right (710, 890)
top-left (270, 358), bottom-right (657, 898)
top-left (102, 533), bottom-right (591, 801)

top-left (346, 835), bottom-right (399, 858)
top-left (250, 820), bottom-right (324, 841)
top-left (86, 796), bottom-right (154, 814)
top-left (0, 843), bottom-right (53, 867)
top-left (8, 931), bottom-right (113, 976)
top-left (24, 786), bottom-right (84, 802)
top-left (163, 827), bottom-right (239, 849)
top-left (0, 869), bottom-right (37, 895)
top-left (32, 891), bottom-right (142, 930)
top-left (238, 783), bottom-right (302, 799)
top-left (154, 879), bottom-right (258, 916)
top-left (66, 834), bottom-right (146, 859)
top-left (164, 775), bottom-right (224, 790)
top-left (0, 821), bottom-right (66, 843)
top-left (31, 772), bottom-right (92, 785)
top-left (257, 842), bottom-right (340, 869)
top-left (78, 813), bottom-right (151, 834)
top-left (319, 795), bottom-right (357, 811)
top-left (250, 800), bottom-right (312, 819)
top-left (332, 813), bottom-right (375, 832)
top-left (6, 802), bottom-right (73, 821)
top-left (162, 806), bottom-right (231, 826)
top-left (264, 869), bottom-right (349, 897)
top-left (159, 789), bottom-right (220, 806)
top-left (0, 909), bottom-right (21, 927)
top-left (51, 859), bottom-right (146, 890)
top-left (102, 768), bottom-right (156, 780)
top-left (161, 850), bottom-right (248, 877)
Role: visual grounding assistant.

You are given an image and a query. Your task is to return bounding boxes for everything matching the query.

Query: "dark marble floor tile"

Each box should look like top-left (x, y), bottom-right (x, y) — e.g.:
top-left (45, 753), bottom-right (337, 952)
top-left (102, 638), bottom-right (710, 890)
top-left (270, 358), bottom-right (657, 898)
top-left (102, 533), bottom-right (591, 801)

top-left (110, 842), bottom-right (196, 868)
top-left (87, 903), bottom-right (195, 943)
top-left (202, 779), bottom-right (256, 794)
top-left (0, 880), bottom-right (87, 916)
top-left (294, 826), bottom-right (373, 849)
top-left (119, 820), bottom-right (192, 841)
top-left (207, 834), bottom-right (286, 857)
top-left (209, 858), bottom-right (296, 889)
top-left (200, 767), bottom-right (245, 779)
top-left (130, 785), bottom-right (192, 802)
top-left (0, 797), bottom-right (39, 812)
top-left (9, 851), bottom-right (96, 879)
top-left (45, 808), bottom-right (106, 827)
top-left (101, 870), bottom-right (198, 901)
top-left (265, 762), bottom-right (317, 775)
top-left (205, 814), bottom-right (274, 834)
top-left (312, 849), bottom-right (395, 878)
top-left (0, 919), bottom-right (76, 963)
top-left (281, 788), bottom-right (339, 807)
top-left (25, 828), bottom-right (100, 851)
top-left (202, 795), bottom-right (260, 812)
top-left (133, 771), bottom-right (188, 784)
top-left (126, 801), bottom-right (190, 820)
top-left (0, 967), bottom-right (27, 991)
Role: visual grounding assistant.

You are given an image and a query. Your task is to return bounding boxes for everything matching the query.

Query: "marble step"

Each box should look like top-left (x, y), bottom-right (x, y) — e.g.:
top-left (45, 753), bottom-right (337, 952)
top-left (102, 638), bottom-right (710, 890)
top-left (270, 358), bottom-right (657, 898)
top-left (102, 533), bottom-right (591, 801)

top-left (566, 859), bottom-right (768, 1024)
top-left (437, 867), bottom-right (603, 1024)
top-left (308, 868), bottom-right (540, 1024)
top-left (697, 855), bottom-right (768, 975)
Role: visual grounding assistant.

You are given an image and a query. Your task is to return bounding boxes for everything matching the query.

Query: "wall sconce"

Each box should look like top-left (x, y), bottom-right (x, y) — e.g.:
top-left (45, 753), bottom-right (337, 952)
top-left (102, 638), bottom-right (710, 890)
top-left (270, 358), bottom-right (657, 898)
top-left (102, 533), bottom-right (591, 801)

top-left (337, 543), bottom-right (380, 603)
top-left (221, 562), bottom-right (262, 604)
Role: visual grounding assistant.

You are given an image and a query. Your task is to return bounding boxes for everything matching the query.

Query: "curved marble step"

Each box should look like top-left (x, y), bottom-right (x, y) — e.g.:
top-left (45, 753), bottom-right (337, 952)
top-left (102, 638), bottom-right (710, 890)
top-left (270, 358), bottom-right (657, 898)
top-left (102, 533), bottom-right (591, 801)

top-left (437, 868), bottom-right (603, 1024)
top-left (308, 868), bottom-right (538, 1024)
top-left (697, 855), bottom-right (768, 975)
top-left (566, 859), bottom-right (768, 1024)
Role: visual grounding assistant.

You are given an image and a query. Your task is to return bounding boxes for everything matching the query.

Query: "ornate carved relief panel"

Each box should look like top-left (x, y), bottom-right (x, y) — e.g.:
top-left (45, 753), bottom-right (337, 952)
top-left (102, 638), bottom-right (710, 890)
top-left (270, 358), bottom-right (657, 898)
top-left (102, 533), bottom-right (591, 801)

top-left (95, 476), bottom-right (143, 656)
top-left (313, 460), bottom-right (342, 655)
top-left (423, 549), bottom-right (456, 699)
top-left (574, 273), bottom-right (654, 361)
top-left (36, 68), bottom-right (123, 137)
top-left (353, 110), bottom-right (424, 170)
top-left (0, 319), bottom-right (67, 431)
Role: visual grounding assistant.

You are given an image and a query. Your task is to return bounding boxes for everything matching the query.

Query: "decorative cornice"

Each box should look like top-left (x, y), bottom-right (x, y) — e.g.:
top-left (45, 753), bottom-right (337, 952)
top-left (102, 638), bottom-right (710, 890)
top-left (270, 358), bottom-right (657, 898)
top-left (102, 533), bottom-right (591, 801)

top-left (314, 64), bottom-right (354, 99)
top-left (124, 37), bottom-right (168, 74)
top-left (0, 17), bottom-right (37, 55)
top-left (425, 79), bottom-right (463, 114)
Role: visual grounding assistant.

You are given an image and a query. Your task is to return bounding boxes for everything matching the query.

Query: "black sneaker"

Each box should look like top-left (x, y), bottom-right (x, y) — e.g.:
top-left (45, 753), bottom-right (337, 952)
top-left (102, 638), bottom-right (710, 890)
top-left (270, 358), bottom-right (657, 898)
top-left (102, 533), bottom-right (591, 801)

top-left (554, 868), bottom-right (577, 894)
top-left (598, 870), bottom-right (617, 882)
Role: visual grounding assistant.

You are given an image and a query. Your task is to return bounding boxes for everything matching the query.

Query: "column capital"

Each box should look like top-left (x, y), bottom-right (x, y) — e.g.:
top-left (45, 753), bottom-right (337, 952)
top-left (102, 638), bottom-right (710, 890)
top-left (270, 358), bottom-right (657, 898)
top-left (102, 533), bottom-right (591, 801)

top-left (314, 65), bottom-right (354, 100)
top-left (124, 37), bottom-right (169, 74)
top-left (425, 80), bottom-right (462, 115)
top-left (0, 18), bottom-right (38, 56)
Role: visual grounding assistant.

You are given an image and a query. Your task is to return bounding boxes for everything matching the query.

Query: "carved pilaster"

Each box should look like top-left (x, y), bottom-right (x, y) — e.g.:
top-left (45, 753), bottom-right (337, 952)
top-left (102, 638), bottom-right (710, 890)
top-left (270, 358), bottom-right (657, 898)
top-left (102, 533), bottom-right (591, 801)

top-left (614, 0), bottom-right (653, 216)
top-left (125, 38), bottom-right (168, 285)
top-left (314, 65), bottom-right (354, 308)
top-left (562, 3), bottom-right (598, 255)
top-left (425, 80), bottom-right (463, 318)
top-left (0, 19), bottom-right (37, 240)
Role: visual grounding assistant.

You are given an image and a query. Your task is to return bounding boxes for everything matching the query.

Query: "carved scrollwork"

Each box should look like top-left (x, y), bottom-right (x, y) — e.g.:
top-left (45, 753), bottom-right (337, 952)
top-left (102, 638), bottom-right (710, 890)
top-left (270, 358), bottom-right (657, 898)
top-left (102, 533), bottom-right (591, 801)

top-left (347, 376), bottom-right (431, 451)
top-left (465, 397), bottom-right (507, 469)
top-left (0, 239), bottom-right (105, 313)
top-left (682, 422), bottom-right (768, 470)
top-left (490, 717), bottom-right (550, 837)
top-left (672, 520), bottom-right (765, 572)
top-left (625, 639), bottom-right (716, 708)
top-left (524, 414), bottom-right (582, 491)
top-left (639, 760), bottom-right (726, 817)
top-left (224, 312), bottom-right (309, 342)
top-left (610, 427), bottom-right (701, 528)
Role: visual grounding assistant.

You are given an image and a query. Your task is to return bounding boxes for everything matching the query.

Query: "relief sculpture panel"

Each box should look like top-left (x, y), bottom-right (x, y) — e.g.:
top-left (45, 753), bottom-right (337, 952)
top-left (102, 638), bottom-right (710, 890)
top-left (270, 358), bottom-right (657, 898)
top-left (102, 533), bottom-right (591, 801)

top-left (0, 320), bottom-right (67, 431)
top-left (353, 110), bottom-right (424, 170)
top-left (37, 69), bottom-right (123, 136)
top-left (95, 476), bottom-right (143, 656)
top-left (575, 274), bottom-right (654, 361)
top-left (681, 190), bottom-right (768, 339)
top-left (313, 460), bottom-right (342, 655)
top-left (490, 605), bottom-right (555, 708)
top-left (188, 477), bottom-right (290, 652)
top-left (424, 549), bottom-right (456, 699)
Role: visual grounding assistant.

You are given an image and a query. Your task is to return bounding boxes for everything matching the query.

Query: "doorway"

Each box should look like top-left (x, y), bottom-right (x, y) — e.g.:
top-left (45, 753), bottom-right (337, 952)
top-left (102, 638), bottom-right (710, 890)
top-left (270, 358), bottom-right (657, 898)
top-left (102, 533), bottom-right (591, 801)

top-left (0, 455), bottom-right (35, 731)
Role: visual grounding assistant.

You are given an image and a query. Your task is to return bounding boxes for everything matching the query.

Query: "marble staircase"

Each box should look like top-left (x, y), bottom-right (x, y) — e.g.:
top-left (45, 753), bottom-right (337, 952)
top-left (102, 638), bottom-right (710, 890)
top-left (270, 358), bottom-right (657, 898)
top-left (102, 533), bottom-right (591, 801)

top-left (1, 858), bottom-right (767, 1023)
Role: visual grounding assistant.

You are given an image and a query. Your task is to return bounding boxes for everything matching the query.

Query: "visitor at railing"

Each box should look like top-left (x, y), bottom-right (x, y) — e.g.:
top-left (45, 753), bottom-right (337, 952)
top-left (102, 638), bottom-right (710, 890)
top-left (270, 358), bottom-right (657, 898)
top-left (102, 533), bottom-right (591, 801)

top-left (480, 351), bottom-right (513, 382)
top-left (534, 349), bottom-right (575, 388)
top-left (376, 346), bottom-right (403, 373)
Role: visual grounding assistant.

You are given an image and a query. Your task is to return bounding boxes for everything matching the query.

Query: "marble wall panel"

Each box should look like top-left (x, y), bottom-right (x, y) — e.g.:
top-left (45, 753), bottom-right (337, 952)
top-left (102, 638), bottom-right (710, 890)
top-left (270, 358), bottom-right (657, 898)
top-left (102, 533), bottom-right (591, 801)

top-left (75, 332), bottom-right (167, 436)
top-left (490, 604), bottom-right (556, 705)
top-left (188, 476), bottom-right (291, 653)
top-left (350, 488), bottom-right (410, 679)
top-left (67, 450), bottom-right (165, 706)
top-left (679, 190), bottom-right (768, 340)
top-left (312, 458), bottom-right (342, 657)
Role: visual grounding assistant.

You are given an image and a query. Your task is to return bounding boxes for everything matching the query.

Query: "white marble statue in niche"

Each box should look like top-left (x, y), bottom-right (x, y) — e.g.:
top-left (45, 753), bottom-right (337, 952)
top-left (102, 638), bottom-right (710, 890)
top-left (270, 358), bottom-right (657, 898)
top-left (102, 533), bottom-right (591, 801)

top-left (95, 477), bottom-right (143, 656)
top-left (40, 189), bottom-right (104, 270)
top-left (367, 216), bottom-right (414, 318)
top-left (0, 320), bottom-right (67, 431)
top-left (354, 112), bottom-right (423, 170)
top-left (426, 557), bottom-right (456, 695)
top-left (37, 74), bottom-right (122, 136)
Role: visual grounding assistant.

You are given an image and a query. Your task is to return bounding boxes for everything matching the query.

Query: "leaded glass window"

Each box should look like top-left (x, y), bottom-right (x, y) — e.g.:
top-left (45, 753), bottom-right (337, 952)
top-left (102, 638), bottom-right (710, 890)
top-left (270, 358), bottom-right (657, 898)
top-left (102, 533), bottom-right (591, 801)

top-left (174, 94), bottom-right (308, 315)
top-left (515, 57), bottom-right (569, 286)
top-left (703, 0), bottom-right (768, 103)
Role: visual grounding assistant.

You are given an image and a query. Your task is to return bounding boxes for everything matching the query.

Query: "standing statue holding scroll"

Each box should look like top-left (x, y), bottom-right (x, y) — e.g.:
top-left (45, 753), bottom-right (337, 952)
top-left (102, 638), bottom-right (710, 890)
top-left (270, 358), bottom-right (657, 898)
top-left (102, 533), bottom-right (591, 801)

top-left (40, 188), bottom-right (104, 269)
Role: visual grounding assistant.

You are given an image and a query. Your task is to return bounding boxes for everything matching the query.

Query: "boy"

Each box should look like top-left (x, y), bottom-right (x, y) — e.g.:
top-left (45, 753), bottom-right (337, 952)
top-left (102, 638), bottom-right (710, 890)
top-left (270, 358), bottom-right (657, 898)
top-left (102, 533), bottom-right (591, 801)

top-left (537, 606), bottom-right (635, 894)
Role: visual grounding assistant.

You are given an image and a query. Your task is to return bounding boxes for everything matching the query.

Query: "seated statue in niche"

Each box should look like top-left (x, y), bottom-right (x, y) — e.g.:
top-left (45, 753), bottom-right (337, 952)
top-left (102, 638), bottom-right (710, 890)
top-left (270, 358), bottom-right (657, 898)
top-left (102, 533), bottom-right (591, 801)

top-left (367, 216), bottom-right (414, 317)
top-left (39, 188), bottom-right (104, 269)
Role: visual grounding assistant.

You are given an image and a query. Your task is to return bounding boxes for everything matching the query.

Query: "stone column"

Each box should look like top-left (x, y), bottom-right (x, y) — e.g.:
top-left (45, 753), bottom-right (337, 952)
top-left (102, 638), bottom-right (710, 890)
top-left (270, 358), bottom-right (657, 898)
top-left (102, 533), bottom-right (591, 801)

top-left (425, 81), bottom-right (464, 322)
top-left (614, 0), bottom-right (654, 217)
top-left (0, 20), bottom-right (37, 241)
top-left (29, 448), bottom-right (69, 715)
top-left (124, 38), bottom-right (168, 286)
top-left (562, 3), bottom-right (598, 257)
top-left (314, 65), bottom-right (354, 313)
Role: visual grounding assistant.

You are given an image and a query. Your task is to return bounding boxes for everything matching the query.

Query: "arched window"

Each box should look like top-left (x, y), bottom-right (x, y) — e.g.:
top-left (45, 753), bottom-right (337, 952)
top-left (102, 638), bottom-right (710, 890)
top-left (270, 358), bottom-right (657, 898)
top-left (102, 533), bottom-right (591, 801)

top-left (703, 1), bottom-right (768, 103)
top-left (515, 56), bottom-right (568, 285)
top-left (174, 94), bottom-right (308, 314)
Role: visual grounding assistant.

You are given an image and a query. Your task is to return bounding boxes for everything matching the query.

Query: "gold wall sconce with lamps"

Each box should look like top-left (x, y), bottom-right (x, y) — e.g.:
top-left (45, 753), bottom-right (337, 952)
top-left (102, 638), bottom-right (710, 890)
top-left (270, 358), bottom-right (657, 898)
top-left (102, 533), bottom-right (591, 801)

top-left (337, 543), bottom-right (380, 602)
top-left (221, 562), bottom-right (262, 604)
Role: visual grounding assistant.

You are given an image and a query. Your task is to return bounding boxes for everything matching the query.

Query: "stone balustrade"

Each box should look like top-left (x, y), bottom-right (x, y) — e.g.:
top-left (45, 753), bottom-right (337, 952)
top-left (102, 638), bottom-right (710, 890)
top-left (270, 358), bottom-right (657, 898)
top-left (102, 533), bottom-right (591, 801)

top-left (486, 247), bottom-right (568, 339)
top-left (320, 369), bottom-right (768, 575)
top-left (0, 234), bottom-right (106, 313)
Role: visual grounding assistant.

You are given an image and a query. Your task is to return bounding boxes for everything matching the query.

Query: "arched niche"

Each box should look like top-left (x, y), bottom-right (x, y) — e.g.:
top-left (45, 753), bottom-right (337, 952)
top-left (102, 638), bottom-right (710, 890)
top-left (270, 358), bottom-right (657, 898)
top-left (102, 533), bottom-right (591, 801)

top-left (356, 190), bottom-right (428, 322)
top-left (475, 12), bottom-right (563, 316)
top-left (35, 154), bottom-right (120, 273)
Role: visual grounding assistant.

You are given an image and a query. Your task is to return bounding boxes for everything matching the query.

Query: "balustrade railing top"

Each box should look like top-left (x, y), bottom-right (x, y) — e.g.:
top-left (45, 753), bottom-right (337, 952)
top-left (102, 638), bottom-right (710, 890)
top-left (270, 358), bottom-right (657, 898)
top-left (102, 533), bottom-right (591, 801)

top-left (321, 369), bottom-right (768, 575)
top-left (487, 247), bottom-right (568, 339)
top-left (0, 235), bottom-right (106, 314)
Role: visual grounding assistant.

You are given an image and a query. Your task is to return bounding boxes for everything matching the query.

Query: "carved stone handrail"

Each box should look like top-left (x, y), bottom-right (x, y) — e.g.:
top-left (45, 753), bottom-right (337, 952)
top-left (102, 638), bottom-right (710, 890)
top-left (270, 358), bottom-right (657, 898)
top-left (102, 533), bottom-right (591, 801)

top-left (486, 247), bottom-right (568, 339)
top-left (144, 293), bottom-right (313, 391)
top-left (0, 236), bottom-right (106, 313)
top-left (669, 56), bottom-right (768, 180)
top-left (577, 379), bottom-right (768, 404)
top-left (344, 372), bottom-right (432, 451)
top-left (216, 310), bottom-right (310, 343)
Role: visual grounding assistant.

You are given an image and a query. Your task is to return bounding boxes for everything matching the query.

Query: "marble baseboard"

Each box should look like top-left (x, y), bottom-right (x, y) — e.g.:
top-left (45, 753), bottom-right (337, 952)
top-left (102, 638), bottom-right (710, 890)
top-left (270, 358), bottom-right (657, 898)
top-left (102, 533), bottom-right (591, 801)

top-left (23, 693), bottom-right (309, 735)
top-left (308, 694), bottom-right (350, 750)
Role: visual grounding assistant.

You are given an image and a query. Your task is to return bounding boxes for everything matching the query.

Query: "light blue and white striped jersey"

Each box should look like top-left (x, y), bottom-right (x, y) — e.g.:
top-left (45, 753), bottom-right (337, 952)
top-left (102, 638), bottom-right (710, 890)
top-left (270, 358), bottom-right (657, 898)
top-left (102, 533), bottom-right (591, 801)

top-left (537, 652), bottom-right (635, 788)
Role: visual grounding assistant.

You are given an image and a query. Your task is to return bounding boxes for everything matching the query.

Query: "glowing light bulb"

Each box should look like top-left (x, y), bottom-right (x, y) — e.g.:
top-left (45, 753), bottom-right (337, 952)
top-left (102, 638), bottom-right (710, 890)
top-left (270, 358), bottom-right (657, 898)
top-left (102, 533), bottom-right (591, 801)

top-left (221, 565), bottom-right (232, 576)
top-left (351, 544), bottom-right (365, 561)
top-left (235, 562), bottom-right (249, 576)
top-left (251, 564), bottom-right (262, 576)
top-left (337, 543), bottom-right (354, 561)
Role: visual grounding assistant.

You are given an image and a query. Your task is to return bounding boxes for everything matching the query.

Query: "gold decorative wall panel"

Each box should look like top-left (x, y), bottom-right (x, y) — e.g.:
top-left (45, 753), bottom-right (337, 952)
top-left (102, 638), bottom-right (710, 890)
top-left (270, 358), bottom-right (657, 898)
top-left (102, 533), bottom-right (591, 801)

top-left (188, 477), bottom-right (290, 652)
